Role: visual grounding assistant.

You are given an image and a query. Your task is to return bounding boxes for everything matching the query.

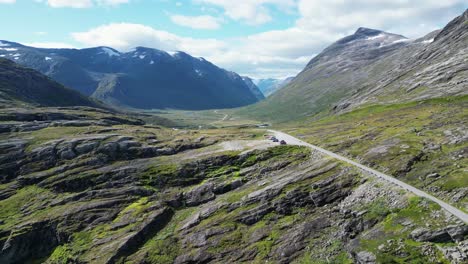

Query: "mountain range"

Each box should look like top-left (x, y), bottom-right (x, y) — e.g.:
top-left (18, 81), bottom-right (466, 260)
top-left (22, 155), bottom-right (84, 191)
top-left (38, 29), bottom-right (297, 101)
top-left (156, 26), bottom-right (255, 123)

top-left (0, 42), bottom-right (263, 110)
top-left (0, 8), bottom-right (467, 264)
top-left (253, 77), bottom-right (294, 97)
top-left (240, 9), bottom-right (468, 122)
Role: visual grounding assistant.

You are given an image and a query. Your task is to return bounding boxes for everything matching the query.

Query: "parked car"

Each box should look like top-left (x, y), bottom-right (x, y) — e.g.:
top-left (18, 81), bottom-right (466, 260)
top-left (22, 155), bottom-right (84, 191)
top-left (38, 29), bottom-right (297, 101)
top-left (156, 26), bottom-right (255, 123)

top-left (270, 137), bottom-right (277, 141)
top-left (280, 140), bottom-right (287, 145)
top-left (273, 138), bottom-right (279, 143)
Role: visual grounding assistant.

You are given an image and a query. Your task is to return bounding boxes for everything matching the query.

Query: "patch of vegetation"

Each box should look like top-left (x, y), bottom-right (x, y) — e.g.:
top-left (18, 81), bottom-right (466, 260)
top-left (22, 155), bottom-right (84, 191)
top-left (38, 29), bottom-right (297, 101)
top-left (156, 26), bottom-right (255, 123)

top-left (140, 163), bottom-right (179, 187)
top-left (0, 186), bottom-right (53, 230)
top-left (358, 196), bottom-right (453, 263)
top-left (283, 95), bottom-right (468, 211)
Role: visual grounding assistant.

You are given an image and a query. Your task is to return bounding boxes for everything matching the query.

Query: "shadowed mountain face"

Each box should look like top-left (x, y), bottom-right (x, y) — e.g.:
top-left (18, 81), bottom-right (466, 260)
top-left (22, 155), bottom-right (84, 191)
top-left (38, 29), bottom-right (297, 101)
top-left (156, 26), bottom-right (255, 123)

top-left (0, 44), bottom-right (262, 110)
top-left (241, 76), bottom-right (265, 101)
top-left (239, 9), bottom-right (468, 122)
top-left (0, 58), bottom-right (100, 108)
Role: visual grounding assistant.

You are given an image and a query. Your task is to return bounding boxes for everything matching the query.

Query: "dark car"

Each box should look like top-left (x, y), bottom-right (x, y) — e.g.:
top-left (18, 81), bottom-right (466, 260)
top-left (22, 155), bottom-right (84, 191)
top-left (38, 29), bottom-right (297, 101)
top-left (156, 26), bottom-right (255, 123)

top-left (273, 138), bottom-right (279, 143)
top-left (280, 140), bottom-right (287, 145)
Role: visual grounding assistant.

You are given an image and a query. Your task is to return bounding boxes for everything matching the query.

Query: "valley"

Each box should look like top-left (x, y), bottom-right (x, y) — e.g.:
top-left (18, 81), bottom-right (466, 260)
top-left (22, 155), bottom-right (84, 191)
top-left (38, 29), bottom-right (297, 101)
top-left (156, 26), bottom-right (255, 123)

top-left (0, 6), bottom-right (467, 264)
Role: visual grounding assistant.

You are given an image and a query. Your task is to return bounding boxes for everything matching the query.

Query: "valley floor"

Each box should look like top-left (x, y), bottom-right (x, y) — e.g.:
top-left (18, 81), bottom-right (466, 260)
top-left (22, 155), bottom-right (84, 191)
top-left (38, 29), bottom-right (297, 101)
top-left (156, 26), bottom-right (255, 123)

top-left (0, 98), bottom-right (467, 263)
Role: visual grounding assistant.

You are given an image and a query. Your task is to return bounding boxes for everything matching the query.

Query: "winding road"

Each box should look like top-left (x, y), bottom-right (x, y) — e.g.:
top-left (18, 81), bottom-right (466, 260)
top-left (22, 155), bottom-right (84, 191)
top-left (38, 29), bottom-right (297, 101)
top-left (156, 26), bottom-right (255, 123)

top-left (269, 130), bottom-right (468, 224)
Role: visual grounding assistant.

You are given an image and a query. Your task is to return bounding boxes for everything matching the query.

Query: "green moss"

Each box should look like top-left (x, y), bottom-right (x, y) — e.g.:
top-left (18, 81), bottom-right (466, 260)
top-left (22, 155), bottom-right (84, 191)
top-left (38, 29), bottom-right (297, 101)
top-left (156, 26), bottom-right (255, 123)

top-left (47, 245), bottom-right (75, 264)
top-left (363, 198), bottom-right (391, 221)
top-left (140, 163), bottom-right (179, 187)
top-left (23, 126), bottom-right (94, 151)
top-left (283, 95), bottom-right (467, 211)
top-left (145, 238), bottom-right (179, 264)
top-left (0, 186), bottom-right (53, 230)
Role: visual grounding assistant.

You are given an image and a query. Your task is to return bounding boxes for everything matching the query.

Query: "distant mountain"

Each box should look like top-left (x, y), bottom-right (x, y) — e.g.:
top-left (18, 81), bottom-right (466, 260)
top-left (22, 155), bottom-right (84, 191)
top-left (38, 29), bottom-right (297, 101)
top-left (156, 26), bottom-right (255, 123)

top-left (240, 9), bottom-right (468, 122)
top-left (254, 77), bottom-right (294, 97)
top-left (241, 76), bottom-right (265, 101)
top-left (0, 58), bottom-right (101, 108)
top-left (0, 42), bottom-right (262, 110)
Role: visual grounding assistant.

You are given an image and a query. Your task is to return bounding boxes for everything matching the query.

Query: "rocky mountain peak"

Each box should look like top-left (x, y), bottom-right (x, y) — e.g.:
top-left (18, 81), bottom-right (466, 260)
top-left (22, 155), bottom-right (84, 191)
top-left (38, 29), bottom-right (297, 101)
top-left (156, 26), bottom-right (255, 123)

top-left (354, 27), bottom-right (384, 37)
top-left (434, 8), bottom-right (468, 41)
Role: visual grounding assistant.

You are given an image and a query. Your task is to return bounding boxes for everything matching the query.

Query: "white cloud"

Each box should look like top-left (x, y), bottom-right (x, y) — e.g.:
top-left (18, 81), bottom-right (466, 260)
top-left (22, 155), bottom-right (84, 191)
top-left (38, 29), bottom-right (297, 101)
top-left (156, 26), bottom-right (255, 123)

top-left (70, 22), bottom-right (312, 78)
top-left (296, 0), bottom-right (467, 38)
top-left (170, 15), bottom-right (222, 30)
top-left (24, 42), bottom-right (77, 49)
top-left (46, 0), bottom-right (92, 8)
top-left (42, 0), bottom-right (129, 8)
top-left (71, 1), bottom-right (466, 78)
top-left (0, 0), bottom-right (16, 3)
top-left (196, 0), bottom-right (296, 25)
top-left (71, 23), bottom-right (225, 56)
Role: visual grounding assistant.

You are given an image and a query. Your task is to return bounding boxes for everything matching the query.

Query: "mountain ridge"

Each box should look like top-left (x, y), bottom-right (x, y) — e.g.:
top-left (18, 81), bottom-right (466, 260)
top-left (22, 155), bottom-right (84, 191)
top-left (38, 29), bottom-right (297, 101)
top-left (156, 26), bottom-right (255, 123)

top-left (238, 9), bottom-right (468, 122)
top-left (0, 41), bottom-right (262, 110)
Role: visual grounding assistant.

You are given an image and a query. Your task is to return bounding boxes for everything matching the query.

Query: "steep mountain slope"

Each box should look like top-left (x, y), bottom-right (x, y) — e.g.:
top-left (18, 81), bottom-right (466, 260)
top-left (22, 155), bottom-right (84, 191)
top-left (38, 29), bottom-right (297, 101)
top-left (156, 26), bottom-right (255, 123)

top-left (254, 77), bottom-right (294, 97)
top-left (240, 9), bottom-right (468, 122)
top-left (340, 9), bottom-right (468, 108)
top-left (0, 43), bottom-right (261, 110)
top-left (241, 76), bottom-right (265, 100)
top-left (0, 58), bottom-right (100, 108)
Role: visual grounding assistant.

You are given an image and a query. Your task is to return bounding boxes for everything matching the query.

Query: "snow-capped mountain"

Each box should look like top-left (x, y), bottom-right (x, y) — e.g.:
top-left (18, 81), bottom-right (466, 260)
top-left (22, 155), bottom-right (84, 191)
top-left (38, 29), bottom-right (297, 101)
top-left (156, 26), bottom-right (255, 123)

top-left (0, 41), bottom-right (262, 110)
top-left (240, 10), bottom-right (468, 122)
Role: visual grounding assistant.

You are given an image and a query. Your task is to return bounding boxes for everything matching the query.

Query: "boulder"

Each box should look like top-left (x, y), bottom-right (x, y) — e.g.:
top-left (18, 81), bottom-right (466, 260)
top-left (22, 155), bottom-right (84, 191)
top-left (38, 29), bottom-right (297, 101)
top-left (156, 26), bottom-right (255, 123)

top-left (355, 251), bottom-right (376, 264)
top-left (410, 228), bottom-right (453, 243)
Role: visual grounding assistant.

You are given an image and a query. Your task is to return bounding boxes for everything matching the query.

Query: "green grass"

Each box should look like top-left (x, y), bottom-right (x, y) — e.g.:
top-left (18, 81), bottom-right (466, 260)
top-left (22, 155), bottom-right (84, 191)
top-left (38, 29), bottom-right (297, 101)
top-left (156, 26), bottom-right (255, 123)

top-left (358, 196), bottom-right (453, 264)
top-left (0, 186), bottom-right (53, 230)
top-left (283, 95), bottom-right (468, 211)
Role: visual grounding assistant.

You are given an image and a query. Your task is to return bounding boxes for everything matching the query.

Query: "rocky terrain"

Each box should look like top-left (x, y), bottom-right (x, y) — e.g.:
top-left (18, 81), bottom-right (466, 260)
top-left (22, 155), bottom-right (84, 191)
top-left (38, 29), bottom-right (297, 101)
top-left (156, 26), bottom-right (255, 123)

top-left (241, 9), bottom-right (468, 122)
top-left (0, 7), bottom-right (466, 264)
top-left (0, 43), bottom-right (263, 110)
top-left (0, 105), bottom-right (466, 263)
top-left (283, 95), bottom-right (468, 216)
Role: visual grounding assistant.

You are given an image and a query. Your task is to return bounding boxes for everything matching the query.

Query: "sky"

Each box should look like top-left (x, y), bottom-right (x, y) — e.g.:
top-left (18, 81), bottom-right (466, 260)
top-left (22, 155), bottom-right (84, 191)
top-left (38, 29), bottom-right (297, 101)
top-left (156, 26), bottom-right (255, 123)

top-left (0, 1), bottom-right (466, 79)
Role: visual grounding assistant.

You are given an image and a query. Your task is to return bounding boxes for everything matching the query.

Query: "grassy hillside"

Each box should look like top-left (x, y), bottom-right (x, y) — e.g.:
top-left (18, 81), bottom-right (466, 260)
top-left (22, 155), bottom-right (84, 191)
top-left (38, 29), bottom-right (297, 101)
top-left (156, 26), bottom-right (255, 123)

top-left (281, 95), bottom-right (468, 212)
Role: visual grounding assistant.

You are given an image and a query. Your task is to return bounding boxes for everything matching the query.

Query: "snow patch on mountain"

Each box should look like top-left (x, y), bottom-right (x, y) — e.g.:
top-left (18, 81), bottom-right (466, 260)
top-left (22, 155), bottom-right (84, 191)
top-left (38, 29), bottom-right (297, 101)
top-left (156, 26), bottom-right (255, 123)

top-left (101, 47), bottom-right (120, 57)
top-left (422, 38), bottom-right (434, 44)
top-left (0, 41), bottom-right (9, 47)
top-left (0, 48), bottom-right (18, 51)
top-left (367, 34), bottom-right (386, 40)
top-left (392, 39), bottom-right (411, 44)
top-left (45, 57), bottom-right (52, 61)
top-left (150, 60), bottom-right (154, 64)
top-left (168, 51), bottom-right (179, 57)
top-left (139, 55), bottom-right (146, 59)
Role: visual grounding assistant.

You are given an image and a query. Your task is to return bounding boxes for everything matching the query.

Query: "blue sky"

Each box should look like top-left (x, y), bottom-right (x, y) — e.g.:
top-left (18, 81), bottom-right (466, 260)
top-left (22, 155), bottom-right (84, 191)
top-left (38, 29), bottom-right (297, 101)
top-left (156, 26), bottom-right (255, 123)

top-left (0, 0), bottom-right (466, 78)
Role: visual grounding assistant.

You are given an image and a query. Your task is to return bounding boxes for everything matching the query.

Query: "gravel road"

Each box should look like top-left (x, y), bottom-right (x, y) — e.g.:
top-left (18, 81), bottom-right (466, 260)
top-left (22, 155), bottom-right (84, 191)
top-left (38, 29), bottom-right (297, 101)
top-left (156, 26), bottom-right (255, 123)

top-left (269, 130), bottom-right (468, 224)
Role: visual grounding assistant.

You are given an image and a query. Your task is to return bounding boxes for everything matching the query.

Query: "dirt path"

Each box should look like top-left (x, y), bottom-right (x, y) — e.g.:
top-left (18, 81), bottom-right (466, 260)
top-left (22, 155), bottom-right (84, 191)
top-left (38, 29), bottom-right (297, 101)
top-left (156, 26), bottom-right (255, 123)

top-left (269, 130), bottom-right (468, 224)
